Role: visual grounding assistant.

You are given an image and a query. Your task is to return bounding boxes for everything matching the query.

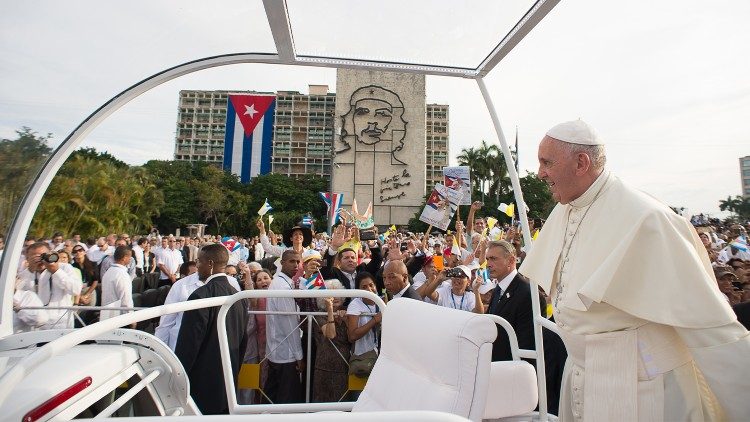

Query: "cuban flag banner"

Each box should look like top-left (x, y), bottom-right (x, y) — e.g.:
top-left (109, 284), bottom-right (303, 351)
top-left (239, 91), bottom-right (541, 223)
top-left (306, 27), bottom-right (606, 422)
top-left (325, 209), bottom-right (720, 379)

top-left (319, 192), bottom-right (344, 226)
top-left (303, 272), bottom-right (326, 290)
top-left (223, 94), bottom-right (276, 183)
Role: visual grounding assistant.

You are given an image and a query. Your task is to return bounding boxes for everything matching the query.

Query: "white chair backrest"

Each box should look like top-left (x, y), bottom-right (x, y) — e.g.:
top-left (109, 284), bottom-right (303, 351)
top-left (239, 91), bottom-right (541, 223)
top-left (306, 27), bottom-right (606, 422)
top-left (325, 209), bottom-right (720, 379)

top-left (483, 360), bottom-right (538, 419)
top-left (352, 298), bottom-right (497, 421)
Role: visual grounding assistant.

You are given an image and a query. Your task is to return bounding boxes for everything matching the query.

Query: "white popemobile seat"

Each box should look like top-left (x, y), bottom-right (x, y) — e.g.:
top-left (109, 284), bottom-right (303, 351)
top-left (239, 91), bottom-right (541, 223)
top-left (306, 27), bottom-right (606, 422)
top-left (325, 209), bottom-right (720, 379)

top-left (352, 298), bottom-right (538, 422)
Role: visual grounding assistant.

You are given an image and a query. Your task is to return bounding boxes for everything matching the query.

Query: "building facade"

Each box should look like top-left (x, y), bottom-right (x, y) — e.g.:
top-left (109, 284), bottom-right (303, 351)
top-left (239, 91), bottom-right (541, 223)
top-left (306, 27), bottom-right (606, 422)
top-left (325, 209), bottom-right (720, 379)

top-left (741, 156), bottom-right (750, 197)
top-left (174, 88), bottom-right (449, 194)
top-left (426, 104), bottom-right (450, 189)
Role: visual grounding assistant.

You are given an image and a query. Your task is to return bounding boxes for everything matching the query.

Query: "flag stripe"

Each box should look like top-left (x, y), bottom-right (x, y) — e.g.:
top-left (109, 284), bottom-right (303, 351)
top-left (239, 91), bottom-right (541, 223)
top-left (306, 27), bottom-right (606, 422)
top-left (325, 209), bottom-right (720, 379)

top-left (223, 100), bottom-right (235, 170)
top-left (249, 115), bottom-right (264, 178)
top-left (232, 117), bottom-right (244, 177)
top-left (261, 103), bottom-right (275, 174)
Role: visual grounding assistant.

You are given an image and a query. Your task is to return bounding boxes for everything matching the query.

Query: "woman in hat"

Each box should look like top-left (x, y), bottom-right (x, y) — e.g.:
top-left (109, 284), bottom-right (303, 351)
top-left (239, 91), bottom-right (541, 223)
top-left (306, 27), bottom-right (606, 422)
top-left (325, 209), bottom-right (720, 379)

top-left (256, 218), bottom-right (313, 258)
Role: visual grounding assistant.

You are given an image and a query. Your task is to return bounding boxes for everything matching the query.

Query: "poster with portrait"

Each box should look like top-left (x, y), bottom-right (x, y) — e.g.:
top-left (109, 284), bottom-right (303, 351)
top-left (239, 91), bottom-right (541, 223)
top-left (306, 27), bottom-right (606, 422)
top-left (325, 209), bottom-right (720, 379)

top-left (443, 166), bottom-right (471, 205)
top-left (419, 183), bottom-right (462, 231)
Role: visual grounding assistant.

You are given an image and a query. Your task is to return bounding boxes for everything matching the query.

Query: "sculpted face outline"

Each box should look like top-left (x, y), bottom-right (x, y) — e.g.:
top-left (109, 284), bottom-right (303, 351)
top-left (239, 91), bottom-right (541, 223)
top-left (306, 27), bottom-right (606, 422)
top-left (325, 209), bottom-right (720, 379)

top-left (338, 84), bottom-right (408, 165)
top-left (353, 98), bottom-right (393, 145)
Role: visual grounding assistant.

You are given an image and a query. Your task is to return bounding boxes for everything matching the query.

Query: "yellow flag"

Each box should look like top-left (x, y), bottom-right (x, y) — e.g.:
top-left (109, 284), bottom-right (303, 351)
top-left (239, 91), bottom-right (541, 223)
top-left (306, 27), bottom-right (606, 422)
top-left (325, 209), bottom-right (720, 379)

top-left (532, 228), bottom-right (539, 241)
top-left (487, 217), bottom-right (498, 230)
top-left (390, 225), bottom-right (396, 233)
top-left (505, 203), bottom-right (515, 218)
top-left (338, 238), bottom-right (361, 252)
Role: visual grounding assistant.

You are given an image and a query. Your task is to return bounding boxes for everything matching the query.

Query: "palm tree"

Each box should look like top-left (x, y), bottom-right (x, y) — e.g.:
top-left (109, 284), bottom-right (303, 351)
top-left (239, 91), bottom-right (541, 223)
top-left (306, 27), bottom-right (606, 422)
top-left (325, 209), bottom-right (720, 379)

top-left (457, 147), bottom-right (486, 197)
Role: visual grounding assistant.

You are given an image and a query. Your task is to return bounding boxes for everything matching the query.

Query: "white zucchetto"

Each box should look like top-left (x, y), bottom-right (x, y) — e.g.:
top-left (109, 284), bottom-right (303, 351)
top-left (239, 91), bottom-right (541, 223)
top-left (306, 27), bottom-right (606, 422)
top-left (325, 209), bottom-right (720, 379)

top-left (546, 119), bottom-right (604, 146)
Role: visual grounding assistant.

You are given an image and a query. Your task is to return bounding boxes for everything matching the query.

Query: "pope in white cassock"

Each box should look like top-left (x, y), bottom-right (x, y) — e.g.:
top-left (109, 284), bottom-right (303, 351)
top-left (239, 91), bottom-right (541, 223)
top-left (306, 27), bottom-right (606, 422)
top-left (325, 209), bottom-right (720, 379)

top-left (520, 120), bottom-right (750, 421)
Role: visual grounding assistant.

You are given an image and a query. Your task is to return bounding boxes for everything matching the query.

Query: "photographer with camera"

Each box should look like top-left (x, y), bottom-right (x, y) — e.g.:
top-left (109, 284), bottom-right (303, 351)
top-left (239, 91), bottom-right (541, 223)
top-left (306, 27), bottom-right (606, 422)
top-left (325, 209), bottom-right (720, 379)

top-left (419, 265), bottom-right (484, 313)
top-left (19, 241), bottom-right (83, 329)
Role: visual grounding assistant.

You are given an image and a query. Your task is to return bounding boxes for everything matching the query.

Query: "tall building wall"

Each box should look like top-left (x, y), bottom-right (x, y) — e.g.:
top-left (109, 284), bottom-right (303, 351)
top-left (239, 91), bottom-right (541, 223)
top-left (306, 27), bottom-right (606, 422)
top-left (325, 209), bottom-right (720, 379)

top-left (426, 104), bottom-right (449, 190)
top-left (174, 89), bottom-right (449, 193)
top-left (741, 156), bottom-right (750, 197)
top-left (271, 90), bottom-right (336, 178)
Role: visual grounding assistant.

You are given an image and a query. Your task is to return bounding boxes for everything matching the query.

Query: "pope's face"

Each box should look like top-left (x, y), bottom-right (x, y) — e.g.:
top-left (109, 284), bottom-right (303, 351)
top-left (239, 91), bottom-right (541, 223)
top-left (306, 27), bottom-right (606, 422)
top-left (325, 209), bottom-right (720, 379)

top-left (353, 99), bottom-right (393, 145)
top-left (537, 136), bottom-right (579, 204)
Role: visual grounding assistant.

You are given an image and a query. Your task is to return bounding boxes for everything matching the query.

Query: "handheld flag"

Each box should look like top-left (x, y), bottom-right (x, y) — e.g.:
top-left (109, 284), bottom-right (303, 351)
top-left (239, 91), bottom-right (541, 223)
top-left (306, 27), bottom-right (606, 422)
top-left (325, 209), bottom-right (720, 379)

top-left (222, 94), bottom-right (276, 183)
top-left (319, 192), bottom-right (344, 226)
top-left (221, 236), bottom-right (240, 252)
top-left (532, 229), bottom-right (540, 241)
top-left (451, 236), bottom-right (461, 256)
top-left (302, 272), bottom-right (326, 290)
top-left (268, 215), bottom-right (274, 228)
top-left (301, 214), bottom-right (314, 228)
top-left (730, 239), bottom-right (748, 252)
top-left (498, 203), bottom-right (515, 218)
top-left (258, 198), bottom-right (273, 216)
top-left (487, 217), bottom-right (498, 230)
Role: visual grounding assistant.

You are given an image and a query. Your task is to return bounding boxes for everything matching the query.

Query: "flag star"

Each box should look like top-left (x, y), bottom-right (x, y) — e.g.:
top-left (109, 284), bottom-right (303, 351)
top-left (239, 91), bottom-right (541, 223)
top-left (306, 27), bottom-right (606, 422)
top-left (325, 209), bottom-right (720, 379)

top-left (244, 104), bottom-right (258, 118)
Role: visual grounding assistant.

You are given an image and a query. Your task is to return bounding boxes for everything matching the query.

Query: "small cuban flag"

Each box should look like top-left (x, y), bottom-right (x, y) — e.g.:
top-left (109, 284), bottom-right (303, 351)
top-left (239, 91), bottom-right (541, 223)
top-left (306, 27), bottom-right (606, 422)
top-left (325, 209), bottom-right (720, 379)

top-left (302, 215), bottom-right (314, 227)
top-left (303, 272), bottom-right (326, 290)
top-left (221, 236), bottom-right (240, 252)
top-left (222, 94), bottom-right (276, 183)
top-left (258, 198), bottom-right (273, 216)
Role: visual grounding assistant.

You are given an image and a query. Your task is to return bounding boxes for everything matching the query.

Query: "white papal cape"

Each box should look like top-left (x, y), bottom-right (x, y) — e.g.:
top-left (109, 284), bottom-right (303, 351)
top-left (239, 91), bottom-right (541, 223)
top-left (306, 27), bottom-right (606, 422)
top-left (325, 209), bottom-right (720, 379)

top-left (520, 170), bottom-right (750, 421)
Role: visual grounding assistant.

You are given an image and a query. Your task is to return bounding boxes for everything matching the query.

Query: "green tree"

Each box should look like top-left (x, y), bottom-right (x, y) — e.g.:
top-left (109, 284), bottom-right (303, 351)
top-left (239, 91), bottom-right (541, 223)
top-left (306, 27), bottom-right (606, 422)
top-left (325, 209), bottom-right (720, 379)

top-left (0, 127), bottom-right (53, 236)
top-left (29, 152), bottom-right (164, 238)
top-left (719, 195), bottom-right (750, 220)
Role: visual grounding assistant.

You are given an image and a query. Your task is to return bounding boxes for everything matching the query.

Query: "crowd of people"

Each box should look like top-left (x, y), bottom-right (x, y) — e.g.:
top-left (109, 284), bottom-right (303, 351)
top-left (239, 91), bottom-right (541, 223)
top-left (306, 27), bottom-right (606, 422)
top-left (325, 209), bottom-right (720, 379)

top-left (5, 202), bottom-right (749, 415)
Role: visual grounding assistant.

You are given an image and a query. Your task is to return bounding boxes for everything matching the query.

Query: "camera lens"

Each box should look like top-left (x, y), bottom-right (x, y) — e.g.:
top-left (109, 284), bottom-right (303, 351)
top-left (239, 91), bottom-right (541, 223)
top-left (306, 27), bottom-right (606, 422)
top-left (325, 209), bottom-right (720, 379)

top-left (41, 252), bottom-right (59, 264)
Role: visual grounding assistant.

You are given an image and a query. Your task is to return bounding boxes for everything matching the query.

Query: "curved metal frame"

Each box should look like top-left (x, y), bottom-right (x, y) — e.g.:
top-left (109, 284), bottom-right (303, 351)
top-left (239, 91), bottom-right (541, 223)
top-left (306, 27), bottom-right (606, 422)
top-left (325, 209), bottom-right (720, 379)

top-left (0, 2), bottom-right (563, 419)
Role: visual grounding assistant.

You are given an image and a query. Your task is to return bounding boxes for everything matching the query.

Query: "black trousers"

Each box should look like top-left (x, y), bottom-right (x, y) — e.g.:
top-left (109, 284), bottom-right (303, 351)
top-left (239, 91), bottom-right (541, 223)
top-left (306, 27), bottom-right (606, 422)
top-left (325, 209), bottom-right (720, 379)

top-left (264, 361), bottom-right (303, 404)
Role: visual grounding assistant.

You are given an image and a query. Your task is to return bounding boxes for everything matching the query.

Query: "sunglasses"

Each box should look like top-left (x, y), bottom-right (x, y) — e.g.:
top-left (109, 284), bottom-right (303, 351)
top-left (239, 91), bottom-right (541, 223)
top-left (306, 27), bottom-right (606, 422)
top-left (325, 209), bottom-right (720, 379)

top-left (73, 249), bottom-right (84, 253)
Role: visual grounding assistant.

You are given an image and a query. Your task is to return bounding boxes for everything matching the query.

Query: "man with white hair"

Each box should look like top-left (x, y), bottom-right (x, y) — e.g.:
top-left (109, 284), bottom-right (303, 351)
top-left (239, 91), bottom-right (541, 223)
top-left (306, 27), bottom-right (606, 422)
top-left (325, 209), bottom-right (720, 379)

top-left (521, 120), bottom-right (750, 420)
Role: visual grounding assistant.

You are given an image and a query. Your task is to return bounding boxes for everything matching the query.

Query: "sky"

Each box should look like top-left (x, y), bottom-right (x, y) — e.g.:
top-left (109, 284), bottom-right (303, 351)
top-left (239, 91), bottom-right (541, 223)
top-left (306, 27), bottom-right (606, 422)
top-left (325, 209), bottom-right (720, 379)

top-left (1, 0), bottom-right (749, 218)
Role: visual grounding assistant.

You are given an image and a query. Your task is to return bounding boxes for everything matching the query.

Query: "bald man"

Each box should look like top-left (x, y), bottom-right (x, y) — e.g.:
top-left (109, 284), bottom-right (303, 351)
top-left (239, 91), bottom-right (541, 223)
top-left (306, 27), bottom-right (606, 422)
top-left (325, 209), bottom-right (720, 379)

top-left (521, 120), bottom-right (750, 421)
top-left (382, 260), bottom-right (420, 300)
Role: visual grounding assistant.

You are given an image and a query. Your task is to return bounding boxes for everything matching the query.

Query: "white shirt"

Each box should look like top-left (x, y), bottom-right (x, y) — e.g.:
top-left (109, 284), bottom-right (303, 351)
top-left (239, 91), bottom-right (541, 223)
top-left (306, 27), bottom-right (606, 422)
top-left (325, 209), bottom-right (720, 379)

top-left (37, 263), bottom-right (83, 329)
top-left (132, 245), bottom-right (145, 269)
top-left (412, 271), bottom-right (449, 305)
top-left (392, 283), bottom-right (410, 299)
top-left (156, 247), bottom-right (184, 280)
top-left (86, 245), bottom-right (113, 263)
top-left (496, 269), bottom-right (517, 296)
top-left (100, 263), bottom-right (134, 320)
top-left (155, 272), bottom-right (240, 350)
top-left (266, 272), bottom-right (303, 363)
top-left (435, 285), bottom-right (475, 312)
top-left (13, 290), bottom-right (49, 332)
top-left (254, 243), bottom-right (265, 261)
top-left (346, 298), bottom-right (379, 355)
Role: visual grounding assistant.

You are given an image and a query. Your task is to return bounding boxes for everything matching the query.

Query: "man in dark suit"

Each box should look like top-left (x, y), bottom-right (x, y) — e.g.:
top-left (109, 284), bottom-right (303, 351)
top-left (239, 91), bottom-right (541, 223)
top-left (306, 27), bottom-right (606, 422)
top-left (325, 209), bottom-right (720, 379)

top-left (175, 243), bottom-right (248, 415)
top-left (486, 240), bottom-right (545, 361)
top-left (322, 224), bottom-right (383, 290)
top-left (383, 260), bottom-right (421, 300)
top-left (485, 240), bottom-right (566, 415)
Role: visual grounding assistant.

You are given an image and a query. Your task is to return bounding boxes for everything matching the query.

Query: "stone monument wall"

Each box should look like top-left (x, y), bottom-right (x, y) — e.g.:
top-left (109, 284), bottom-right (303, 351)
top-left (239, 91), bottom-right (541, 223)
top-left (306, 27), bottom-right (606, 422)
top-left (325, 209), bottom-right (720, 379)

top-left (333, 69), bottom-right (426, 225)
